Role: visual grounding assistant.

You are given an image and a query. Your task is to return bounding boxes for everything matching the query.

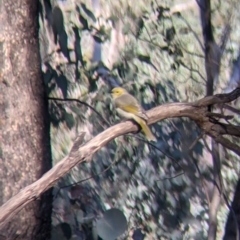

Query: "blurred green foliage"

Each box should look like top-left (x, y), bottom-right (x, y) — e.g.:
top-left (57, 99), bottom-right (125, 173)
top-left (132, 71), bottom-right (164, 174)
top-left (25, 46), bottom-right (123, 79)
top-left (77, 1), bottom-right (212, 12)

top-left (39, 0), bottom-right (240, 239)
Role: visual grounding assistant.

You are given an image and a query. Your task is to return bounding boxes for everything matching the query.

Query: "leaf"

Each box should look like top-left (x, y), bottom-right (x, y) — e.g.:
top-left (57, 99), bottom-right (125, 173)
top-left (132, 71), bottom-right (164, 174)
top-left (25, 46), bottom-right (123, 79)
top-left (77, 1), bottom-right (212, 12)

top-left (122, 22), bottom-right (131, 35)
top-left (114, 62), bottom-right (129, 79)
top-left (137, 54), bottom-right (151, 63)
top-left (64, 112), bottom-right (75, 129)
top-left (56, 74), bottom-right (68, 98)
top-left (60, 223), bottom-right (72, 239)
top-left (43, 68), bottom-right (54, 86)
top-left (93, 35), bottom-right (103, 43)
top-left (80, 3), bottom-right (96, 22)
top-left (156, 6), bottom-right (169, 21)
top-left (78, 13), bottom-right (89, 30)
top-left (137, 54), bottom-right (159, 72)
top-left (136, 17), bottom-right (144, 37)
top-left (72, 26), bottom-right (84, 66)
top-left (49, 103), bottom-right (62, 127)
top-left (96, 208), bottom-right (127, 240)
top-left (58, 31), bottom-right (70, 61)
top-left (52, 223), bottom-right (71, 240)
top-left (69, 105), bottom-right (82, 116)
top-left (172, 11), bottom-right (182, 17)
top-left (179, 27), bottom-right (190, 35)
top-left (160, 45), bottom-right (169, 52)
top-left (175, 48), bottom-right (183, 58)
top-left (52, 6), bottom-right (64, 43)
top-left (166, 27), bottom-right (176, 42)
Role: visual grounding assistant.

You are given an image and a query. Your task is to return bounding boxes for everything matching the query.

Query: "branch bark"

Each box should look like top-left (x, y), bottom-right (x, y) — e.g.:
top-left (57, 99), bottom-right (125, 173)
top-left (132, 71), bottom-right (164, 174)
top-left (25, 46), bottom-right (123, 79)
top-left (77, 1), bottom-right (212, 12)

top-left (0, 88), bottom-right (240, 228)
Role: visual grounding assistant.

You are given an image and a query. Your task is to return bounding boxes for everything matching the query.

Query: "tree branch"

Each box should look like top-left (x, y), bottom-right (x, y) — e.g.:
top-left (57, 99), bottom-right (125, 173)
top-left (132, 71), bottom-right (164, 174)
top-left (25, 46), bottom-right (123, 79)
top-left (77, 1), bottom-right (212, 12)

top-left (1, 88), bottom-right (240, 228)
top-left (193, 87), bottom-right (240, 106)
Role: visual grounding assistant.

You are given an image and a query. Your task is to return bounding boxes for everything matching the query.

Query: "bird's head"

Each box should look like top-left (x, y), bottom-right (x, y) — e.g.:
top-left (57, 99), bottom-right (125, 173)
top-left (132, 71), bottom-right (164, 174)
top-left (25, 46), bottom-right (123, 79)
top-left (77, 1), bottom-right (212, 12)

top-left (111, 87), bottom-right (127, 98)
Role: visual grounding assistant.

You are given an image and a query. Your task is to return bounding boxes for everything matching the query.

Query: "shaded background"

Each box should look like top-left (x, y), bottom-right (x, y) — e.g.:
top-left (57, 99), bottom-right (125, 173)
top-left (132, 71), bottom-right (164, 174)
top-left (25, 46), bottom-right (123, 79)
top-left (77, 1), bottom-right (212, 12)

top-left (39, 0), bottom-right (240, 239)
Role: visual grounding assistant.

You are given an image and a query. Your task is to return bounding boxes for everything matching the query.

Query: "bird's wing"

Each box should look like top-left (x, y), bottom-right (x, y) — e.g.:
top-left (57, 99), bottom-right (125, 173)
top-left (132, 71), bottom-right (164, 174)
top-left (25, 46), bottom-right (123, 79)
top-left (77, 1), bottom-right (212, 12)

top-left (115, 94), bottom-right (148, 121)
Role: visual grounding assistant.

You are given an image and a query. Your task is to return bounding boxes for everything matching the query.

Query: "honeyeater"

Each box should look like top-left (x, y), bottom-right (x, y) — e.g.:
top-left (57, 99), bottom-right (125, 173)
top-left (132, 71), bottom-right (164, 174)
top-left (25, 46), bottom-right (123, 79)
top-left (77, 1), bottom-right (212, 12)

top-left (111, 87), bottom-right (157, 142)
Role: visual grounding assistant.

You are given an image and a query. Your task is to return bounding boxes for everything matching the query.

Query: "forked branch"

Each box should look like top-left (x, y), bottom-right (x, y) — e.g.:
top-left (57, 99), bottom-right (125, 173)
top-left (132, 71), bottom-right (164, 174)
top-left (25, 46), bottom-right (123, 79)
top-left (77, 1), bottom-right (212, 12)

top-left (0, 88), bottom-right (240, 228)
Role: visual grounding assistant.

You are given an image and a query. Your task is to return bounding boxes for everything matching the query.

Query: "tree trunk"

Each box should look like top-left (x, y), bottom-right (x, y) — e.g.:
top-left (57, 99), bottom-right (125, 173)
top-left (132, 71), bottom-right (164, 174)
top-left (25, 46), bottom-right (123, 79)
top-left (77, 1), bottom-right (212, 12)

top-left (223, 179), bottom-right (240, 239)
top-left (0, 0), bottom-right (52, 239)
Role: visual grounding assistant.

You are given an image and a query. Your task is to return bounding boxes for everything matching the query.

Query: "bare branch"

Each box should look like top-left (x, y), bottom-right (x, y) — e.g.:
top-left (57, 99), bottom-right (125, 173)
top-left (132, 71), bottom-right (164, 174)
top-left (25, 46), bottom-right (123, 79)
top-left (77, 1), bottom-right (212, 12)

top-left (209, 133), bottom-right (240, 156)
top-left (211, 123), bottom-right (240, 138)
top-left (1, 88), bottom-right (240, 228)
top-left (193, 87), bottom-right (240, 106)
top-left (223, 104), bottom-right (240, 115)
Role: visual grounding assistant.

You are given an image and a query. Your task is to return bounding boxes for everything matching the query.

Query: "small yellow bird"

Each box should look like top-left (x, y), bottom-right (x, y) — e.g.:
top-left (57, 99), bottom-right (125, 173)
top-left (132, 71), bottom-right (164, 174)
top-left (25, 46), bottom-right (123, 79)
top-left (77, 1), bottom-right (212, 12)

top-left (111, 87), bottom-right (157, 142)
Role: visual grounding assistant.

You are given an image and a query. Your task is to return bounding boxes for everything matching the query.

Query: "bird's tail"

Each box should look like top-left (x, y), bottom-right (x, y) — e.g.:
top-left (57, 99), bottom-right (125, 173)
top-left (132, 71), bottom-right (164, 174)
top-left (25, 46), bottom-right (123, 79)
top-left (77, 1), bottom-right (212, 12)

top-left (133, 116), bottom-right (157, 142)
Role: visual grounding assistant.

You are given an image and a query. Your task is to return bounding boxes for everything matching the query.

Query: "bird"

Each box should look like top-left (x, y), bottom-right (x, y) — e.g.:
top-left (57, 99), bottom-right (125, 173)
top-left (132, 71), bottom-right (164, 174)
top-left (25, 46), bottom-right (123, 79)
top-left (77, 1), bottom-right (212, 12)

top-left (111, 87), bottom-right (157, 142)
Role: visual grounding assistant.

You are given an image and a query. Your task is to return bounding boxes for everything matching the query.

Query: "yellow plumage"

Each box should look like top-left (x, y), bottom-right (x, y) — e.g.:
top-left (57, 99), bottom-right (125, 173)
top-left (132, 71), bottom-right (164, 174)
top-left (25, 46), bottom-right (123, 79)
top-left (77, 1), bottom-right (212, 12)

top-left (111, 87), bottom-right (156, 142)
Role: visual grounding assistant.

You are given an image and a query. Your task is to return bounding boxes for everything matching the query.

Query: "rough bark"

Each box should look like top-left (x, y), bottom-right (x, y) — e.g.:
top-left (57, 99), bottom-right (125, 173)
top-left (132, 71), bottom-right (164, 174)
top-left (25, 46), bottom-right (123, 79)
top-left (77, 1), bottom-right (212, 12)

top-left (198, 1), bottom-right (223, 239)
top-left (0, 0), bottom-right (52, 239)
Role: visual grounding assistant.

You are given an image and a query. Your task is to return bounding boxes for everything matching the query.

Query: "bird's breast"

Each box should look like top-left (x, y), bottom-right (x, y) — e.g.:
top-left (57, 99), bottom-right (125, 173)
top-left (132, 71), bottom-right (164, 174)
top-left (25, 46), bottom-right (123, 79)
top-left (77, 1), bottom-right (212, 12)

top-left (116, 107), bottom-right (135, 119)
